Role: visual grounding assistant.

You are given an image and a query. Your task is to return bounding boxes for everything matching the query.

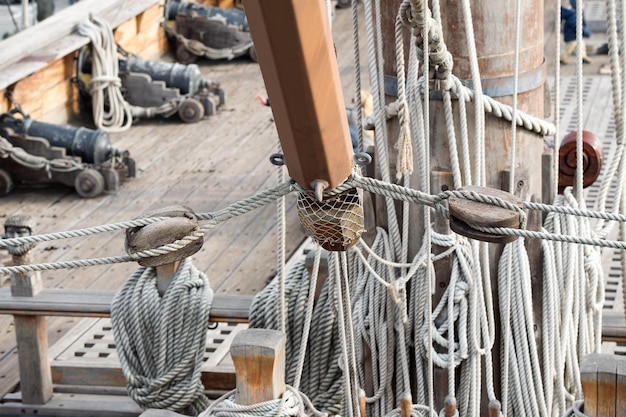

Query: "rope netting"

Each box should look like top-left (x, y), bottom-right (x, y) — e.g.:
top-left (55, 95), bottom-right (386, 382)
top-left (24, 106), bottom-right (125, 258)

top-left (3, 0), bottom-right (626, 416)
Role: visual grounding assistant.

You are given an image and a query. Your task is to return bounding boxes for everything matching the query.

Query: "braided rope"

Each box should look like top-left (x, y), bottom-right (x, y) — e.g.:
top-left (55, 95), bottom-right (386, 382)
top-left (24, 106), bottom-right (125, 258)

top-left (199, 386), bottom-right (327, 417)
top-left (7, 175), bottom-right (626, 275)
top-left (111, 257), bottom-right (213, 415)
top-left (77, 16), bottom-right (133, 132)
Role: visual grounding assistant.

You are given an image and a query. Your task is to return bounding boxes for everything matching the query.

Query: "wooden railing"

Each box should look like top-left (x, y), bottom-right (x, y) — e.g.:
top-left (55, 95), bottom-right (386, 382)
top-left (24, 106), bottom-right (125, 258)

top-left (0, 0), bottom-right (168, 124)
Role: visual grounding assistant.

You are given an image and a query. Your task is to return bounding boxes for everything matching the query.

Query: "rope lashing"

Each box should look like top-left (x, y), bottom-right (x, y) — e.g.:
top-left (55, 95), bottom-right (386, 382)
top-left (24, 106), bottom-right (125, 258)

top-left (399, 0), bottom-right (453, 84)
top-left (198, 386), bottom-right (327, 417)
top-left (111, 257), bottom-right (213, 415)
top-left (362, 77), bottom-right (557, 137)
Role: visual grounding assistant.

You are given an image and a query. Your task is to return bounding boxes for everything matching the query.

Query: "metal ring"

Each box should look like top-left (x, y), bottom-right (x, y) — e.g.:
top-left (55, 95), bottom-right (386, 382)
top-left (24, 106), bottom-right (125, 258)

top-left (354, 152), bottom-right (372, 166)
top-left (269, 153), bottom-right (286, 166)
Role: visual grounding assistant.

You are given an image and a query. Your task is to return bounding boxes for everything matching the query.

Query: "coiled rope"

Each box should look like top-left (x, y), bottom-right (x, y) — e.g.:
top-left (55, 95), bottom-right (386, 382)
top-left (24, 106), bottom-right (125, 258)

top-left (111, 257), bottom-right (213, 415)
top-left (77, 15), bottom-right (133, 132)
top-left (248, 257), bottom-right (344, 415)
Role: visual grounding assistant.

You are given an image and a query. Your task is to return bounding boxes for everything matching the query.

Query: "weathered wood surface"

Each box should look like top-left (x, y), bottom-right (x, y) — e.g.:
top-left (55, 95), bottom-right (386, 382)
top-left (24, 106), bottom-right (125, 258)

top-left (580, 353), bottom-right (626, 417)
top-left (0, 0), bottom-right (162, 91)
top-left (231, 328), bottom-right (286, 405)
top-left (0, 288), bottom-right (252, 322)
top-left (0, 3), bottom-right (364, 400)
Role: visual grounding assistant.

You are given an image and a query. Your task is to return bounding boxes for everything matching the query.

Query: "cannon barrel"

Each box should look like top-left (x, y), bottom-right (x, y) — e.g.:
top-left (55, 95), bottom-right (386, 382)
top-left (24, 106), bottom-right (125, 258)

top-left (118, 56), bottom-right (206, 95)
top-left (0, 111), bottom-right (119, 164)
top-left (165, 1), bottom-right (249, 31)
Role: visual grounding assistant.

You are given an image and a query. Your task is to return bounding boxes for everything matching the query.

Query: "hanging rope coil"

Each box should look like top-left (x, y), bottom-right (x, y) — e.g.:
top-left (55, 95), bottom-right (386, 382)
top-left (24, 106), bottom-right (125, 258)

top-left (77, 15), bottom-right (134, 132)
top-left (111, 257), bottom-right (214, 415)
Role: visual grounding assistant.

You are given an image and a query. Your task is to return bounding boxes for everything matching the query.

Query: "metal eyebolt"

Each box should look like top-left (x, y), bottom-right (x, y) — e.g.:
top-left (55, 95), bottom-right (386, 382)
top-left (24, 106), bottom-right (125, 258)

top-left (353, 152), bottom-right (372, 166)
top-left (269, 153), bottom-right (286, 166)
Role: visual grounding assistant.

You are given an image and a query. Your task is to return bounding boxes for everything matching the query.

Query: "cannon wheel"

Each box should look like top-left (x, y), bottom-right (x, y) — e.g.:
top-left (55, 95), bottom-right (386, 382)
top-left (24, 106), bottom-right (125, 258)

top-left (249, 45), bottom-right (258, 62)
top-left (0, 169), bottom-right (14, 196)
top-left (178, 98), bottom-right (205, 123)
top-left (74, 168), bottom-right (105, 198)
top-left (176, 42), bottom-right (198, 65)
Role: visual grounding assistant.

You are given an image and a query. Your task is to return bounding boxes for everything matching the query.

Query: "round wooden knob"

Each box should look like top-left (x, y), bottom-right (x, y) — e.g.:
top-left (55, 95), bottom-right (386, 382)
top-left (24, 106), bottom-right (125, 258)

top-left (558, 130), bottom-right (603, 191)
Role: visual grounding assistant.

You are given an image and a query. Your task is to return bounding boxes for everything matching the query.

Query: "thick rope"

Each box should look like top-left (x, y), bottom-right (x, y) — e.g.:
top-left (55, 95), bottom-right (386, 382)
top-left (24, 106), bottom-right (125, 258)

top-left (77, 15), bottom-right (133, 132)
top-left (110, 257), bottom-right (213, 415)
top-left (199, 386), bottom-right (326, 417)
top-left (249, 258), bottom-right (344, 415)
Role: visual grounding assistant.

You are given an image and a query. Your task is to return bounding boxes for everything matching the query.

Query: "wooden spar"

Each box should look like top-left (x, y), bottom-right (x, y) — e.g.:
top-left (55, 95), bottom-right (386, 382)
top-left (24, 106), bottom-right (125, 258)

top-left (244, 0), bottom-right (354, 192)
top-left (4, 216), bottom-right (53, 405)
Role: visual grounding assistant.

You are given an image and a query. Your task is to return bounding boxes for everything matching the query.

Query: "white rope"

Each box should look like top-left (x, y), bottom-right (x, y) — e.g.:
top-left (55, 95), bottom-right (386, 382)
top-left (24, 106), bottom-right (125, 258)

top-left (77, 15), bottom-right (133, 132)
top-left (199, 386), bottom-right (327, 417)
top-left (249, 258), bottom-right (344, 415)
top-left (363, 79), bottom-right (557, 137)
top-left (110, 257), bottom-right (213, 415)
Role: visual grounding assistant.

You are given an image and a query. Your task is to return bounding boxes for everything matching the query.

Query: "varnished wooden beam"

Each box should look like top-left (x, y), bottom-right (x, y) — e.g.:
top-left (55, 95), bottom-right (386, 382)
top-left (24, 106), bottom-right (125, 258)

top-left (245, 0), bottom-right (354, 191)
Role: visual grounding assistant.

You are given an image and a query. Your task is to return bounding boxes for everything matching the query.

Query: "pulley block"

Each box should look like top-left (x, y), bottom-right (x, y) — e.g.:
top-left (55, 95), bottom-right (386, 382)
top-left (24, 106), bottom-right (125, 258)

top-left (448, 186), bottom-right (523, 244)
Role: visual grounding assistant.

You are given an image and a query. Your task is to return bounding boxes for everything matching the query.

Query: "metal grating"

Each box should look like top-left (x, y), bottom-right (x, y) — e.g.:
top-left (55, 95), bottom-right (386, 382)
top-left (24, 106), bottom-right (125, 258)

top-left (554, 75), bottom-right (625, 354)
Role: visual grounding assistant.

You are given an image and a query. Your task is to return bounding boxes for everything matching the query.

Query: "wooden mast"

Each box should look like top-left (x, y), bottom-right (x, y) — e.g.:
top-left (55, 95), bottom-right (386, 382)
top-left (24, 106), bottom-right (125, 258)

top-left (380, 0), bottom-right (547, 411)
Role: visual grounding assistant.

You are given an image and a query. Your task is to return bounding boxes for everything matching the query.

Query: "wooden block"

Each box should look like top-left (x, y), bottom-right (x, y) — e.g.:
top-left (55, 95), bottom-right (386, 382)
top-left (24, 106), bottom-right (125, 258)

top-left (14, 315), bottom-right (53, 404)
top-left (230, 329), bottom-right (286, 405)
top-left (245, 0), bottom-right (353, 190)
top-left (581, 353), bottom-right (600, 417)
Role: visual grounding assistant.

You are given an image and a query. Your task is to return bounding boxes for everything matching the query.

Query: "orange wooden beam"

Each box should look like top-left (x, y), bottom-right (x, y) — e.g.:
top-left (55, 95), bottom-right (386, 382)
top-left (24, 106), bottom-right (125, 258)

top-left (245, 0), bottom-right (354, 191)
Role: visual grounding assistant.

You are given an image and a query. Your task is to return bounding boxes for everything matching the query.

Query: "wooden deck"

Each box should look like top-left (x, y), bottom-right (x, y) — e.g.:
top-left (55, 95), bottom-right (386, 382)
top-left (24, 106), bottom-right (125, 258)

top-left (0, 4), bottom-right (367, 398)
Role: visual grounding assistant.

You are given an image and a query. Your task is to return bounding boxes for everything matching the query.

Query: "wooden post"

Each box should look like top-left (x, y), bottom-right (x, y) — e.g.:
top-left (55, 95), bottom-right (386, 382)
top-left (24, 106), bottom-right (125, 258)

top-left (4, 215), bottom-right (53, 405)
top-left (155, 261), bottom-right (181, 297)
top-left (230, 328), bottom-right (286, 405)
top-left (244, 0), bottom-right (354, 192)
top-left (580, 353), bottom-right (626, 417)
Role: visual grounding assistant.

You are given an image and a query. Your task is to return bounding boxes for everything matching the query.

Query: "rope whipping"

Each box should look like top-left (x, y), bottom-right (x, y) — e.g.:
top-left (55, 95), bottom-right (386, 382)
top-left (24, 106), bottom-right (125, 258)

top-left (111, 257), bottom-right (214, 416)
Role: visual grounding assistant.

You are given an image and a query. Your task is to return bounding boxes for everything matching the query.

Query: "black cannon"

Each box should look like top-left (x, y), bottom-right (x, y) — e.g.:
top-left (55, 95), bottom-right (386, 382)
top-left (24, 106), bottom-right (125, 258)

top-left (0, 110), bottom-right (119, 164)
top-left (76, 49), bottom-right (226, 124)
top-left (163, 0), bottom-right (256, 64)
top-left (0, 109), bottom-right (135, 198)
